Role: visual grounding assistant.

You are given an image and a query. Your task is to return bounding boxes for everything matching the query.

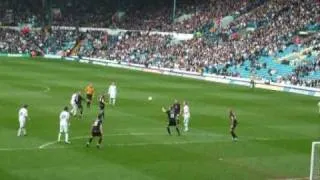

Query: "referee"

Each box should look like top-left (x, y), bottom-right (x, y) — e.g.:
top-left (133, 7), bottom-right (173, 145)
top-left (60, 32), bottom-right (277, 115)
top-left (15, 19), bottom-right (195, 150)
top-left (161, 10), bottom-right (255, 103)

top-left (85, 83), bottom-right (95, 108)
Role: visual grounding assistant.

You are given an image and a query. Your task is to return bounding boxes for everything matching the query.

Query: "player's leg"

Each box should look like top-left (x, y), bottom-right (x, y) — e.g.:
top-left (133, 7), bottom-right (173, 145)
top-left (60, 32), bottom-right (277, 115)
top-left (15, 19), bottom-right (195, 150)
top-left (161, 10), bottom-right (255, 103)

top-left (86, 132), bottom-right (95, 147)
top-left (58, 125), bottom-right (63, 142)
top-left (23, 127), bottom-right (27, 136)
top-left (71, 104), bottom-right (77, 116)
top-left (112, 98), bottom-right (116, 106)
top-left (86, 94), bottom-right (91, 108)
top-left (21, 120), bottom-right (27, 136)
top-left (64, 125), bottom-right (70, 143)
top-left (166, 125), bottom-right (172, 135)
top-left (17, 120), bottom-right (24, 136)
top-left (78, 105), bottom-right (83, 118)
top-left (230, 125), bottom-right (238, 141)
top-left (175, 125), bottom-right (181, 136)
top-left (109, 96), bottom-right (112, 104)
top-left (96, 135), bottom-right (103, 148)
top-left (183, 117), bottom-right (187, 131)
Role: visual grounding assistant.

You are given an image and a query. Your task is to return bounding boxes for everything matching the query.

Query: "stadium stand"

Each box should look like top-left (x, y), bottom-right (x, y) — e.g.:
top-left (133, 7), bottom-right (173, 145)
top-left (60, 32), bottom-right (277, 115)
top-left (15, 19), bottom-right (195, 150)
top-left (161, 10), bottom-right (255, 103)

top-left (0, 0), bottom-right (319, 87)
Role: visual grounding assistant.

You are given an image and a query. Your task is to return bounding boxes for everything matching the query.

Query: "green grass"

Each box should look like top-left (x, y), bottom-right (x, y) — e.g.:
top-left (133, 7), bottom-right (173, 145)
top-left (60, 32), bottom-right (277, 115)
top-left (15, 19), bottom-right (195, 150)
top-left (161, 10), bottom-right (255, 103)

top-left (0, 57), bottom-right (318, 180)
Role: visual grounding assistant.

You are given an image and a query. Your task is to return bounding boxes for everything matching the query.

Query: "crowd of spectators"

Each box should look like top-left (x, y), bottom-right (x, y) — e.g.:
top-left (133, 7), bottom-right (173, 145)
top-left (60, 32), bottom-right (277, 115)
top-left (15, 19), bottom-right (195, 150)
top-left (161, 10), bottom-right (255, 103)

top-left (0, 0), bottom-right (258, 33)
top-left (0, 0), bottom-right (319, 87)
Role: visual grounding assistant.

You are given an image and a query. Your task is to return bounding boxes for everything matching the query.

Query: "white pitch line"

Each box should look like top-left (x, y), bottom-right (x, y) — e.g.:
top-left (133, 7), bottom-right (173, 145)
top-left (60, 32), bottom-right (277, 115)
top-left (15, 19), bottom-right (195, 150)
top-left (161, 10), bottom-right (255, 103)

top-left (0, 133), bottom-right (273, 152)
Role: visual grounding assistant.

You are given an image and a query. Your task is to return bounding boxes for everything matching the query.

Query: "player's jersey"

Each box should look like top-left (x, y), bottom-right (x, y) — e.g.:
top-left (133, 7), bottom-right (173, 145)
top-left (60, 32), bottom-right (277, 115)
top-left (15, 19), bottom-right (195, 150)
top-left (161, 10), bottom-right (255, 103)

top-left (59, 111), bottom-right (70, 125)
top-left (18, 108), bottom-right (28, 121)
top-left (183, 105), bottom-right (190, 117)
top-left (99, 96), bottom-right (105, 110)
top-left (166, 110), bottom-right (176, 121)
top-left (108, 85), bottom-right (117, 97)
top-left (173, 103), bottom-right (181, 115)
top-left (75, 94), bottom-right (83, 105)
top-left (92, 119), bottom-right (103, 132)
top-left (70, 93), bottom-right (77, 104)
top-left (229, 111), bottom-right (238, 125)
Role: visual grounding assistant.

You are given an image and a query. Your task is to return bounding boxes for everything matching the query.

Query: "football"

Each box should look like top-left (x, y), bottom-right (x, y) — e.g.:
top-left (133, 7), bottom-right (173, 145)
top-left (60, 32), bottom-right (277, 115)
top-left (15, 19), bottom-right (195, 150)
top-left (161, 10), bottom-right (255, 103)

top-left (148, 96), bottom-right (152, 101)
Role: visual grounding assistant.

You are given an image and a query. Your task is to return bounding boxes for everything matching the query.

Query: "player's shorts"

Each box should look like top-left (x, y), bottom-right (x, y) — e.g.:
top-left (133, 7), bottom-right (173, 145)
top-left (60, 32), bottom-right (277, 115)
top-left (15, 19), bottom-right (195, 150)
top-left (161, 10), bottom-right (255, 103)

top-left (231, 120), bottom-right (238, 130)
top-left (99, 104), bottom-right (105, 110)
top-left (86, 94), bottom-right (93, 101)
top-left (91, 131), bottom-right (102, 137)
top-left (168, 119), bottom-right (177, 126)
top-left (60, 124), bottom-right (68, 133)
top-left (77, 104), bottom-right (83, 109)
top-left (19, 119), bottom-right (26, 128)
top-left (183, 116), bottom-right (190, 122)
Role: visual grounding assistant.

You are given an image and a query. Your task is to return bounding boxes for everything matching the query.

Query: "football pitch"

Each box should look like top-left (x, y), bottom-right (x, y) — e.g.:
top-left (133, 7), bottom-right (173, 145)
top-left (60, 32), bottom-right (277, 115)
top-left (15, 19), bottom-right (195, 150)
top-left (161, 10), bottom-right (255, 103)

top-left (0, 57), bottom-right (318, 180)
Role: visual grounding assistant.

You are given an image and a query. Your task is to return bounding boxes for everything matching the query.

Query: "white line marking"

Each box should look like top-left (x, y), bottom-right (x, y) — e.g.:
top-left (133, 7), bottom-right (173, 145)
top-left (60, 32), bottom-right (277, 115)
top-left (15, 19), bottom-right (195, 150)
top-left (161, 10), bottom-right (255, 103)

top-left (0, 133), bottom-right (273, 152)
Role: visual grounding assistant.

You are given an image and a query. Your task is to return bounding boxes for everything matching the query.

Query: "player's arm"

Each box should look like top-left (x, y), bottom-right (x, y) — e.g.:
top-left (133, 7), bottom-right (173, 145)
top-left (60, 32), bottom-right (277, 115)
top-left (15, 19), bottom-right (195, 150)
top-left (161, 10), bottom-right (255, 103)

top-left (25, 111), bottom-right (30, 121)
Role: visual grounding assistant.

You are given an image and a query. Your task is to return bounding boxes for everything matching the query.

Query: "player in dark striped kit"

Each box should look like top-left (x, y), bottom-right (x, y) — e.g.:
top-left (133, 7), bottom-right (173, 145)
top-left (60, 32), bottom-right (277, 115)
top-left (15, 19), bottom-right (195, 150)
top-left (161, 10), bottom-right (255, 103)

top-left (173, 99), bottom-right (181, 124)
top-left (75, 92), bottom-right (84, 119)
top-left (86, 114), bottom-right (103, 148)
top-left (229, 109), bottom-right (238, 141)
top-left (98, 95), bottom-right (106, 120)
top-left (162, 106), bottom-right (180, 136)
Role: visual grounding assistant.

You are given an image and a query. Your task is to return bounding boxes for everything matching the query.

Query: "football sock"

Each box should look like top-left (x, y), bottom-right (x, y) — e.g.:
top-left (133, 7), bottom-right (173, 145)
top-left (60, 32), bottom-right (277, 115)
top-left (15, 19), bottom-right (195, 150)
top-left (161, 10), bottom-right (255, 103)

top-left (87, 102), bottom-right (90, 108)
top-left (98, 137), bottom-right (102, 144)
top-left (167, 127), bottom-right (171, 135)
top-left (65, 133), bottom-right (69, 142)
top-left (176, 127), bottom-right (180, 136)
top-left (88, 137), bottom-right (93, 143)
top-left (58, 133), bottom-right (61, 141)
top-left (231, 131), bottom-right (237, 138)
top-left (17, 128), bottom-right (21, 136)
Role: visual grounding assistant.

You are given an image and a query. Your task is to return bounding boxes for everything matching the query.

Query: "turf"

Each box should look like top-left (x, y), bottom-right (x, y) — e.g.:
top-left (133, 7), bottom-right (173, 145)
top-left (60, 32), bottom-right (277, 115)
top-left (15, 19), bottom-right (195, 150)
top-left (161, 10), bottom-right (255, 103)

top-left (0, 57), bottom-right (318, 180)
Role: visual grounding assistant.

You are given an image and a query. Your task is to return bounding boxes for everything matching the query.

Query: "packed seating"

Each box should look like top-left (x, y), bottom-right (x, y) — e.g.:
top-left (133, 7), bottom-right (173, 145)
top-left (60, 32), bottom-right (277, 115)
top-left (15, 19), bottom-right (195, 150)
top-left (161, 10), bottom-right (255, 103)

top-left (0, 0), bottom-right (319, 87)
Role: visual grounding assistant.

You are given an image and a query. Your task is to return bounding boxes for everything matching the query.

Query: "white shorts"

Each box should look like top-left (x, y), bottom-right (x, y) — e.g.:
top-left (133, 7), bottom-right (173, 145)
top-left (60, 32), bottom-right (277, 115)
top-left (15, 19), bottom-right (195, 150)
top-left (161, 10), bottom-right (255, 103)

top-left (109, 94), bottom-right (116, 99)
top-left (184, 116), bottom-right (190, 122)
top-left (71, 103), bottom-right (77, 108)
top-left (19, 119), bottom-right (26, 128)
top-left (60, 124), bottom-right (68, 133)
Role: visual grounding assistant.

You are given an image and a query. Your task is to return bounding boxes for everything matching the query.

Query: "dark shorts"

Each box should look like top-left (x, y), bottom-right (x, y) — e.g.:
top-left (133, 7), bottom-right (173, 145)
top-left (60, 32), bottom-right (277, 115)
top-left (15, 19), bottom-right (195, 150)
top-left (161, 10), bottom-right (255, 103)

top-left (99, 105), bottom-right (105, 110)
top-left (231, 121), bottom-right (238, 130)
top-left (87, 94), bottom-right (93, 101)
top-left (91, 131), bottom-right (102, 137)
top-left (77, 104), bottom-right (83, 109)
top-left (168, 119), bottom-right (177, 126)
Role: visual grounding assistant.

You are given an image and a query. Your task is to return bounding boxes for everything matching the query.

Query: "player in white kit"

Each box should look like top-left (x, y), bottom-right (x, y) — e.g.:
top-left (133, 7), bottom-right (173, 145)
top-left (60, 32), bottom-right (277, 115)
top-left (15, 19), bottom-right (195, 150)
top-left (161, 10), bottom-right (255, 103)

top-left (108, 82), bottom-right (117, 106)
top-left (183, 101), bottom-right (191, 132)
top-left (58, 106), bottom-right (71, 144)
top-left (18, 104), bottom-right (29, 136)
top-left (70, 92), bottom-right (78, 116)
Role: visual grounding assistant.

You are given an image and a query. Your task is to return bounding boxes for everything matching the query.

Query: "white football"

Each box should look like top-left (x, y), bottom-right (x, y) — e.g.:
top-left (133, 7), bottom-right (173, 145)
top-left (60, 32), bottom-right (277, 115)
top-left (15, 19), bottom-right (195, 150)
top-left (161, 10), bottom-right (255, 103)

top-left (148, 96), bottom-right (153, 101)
